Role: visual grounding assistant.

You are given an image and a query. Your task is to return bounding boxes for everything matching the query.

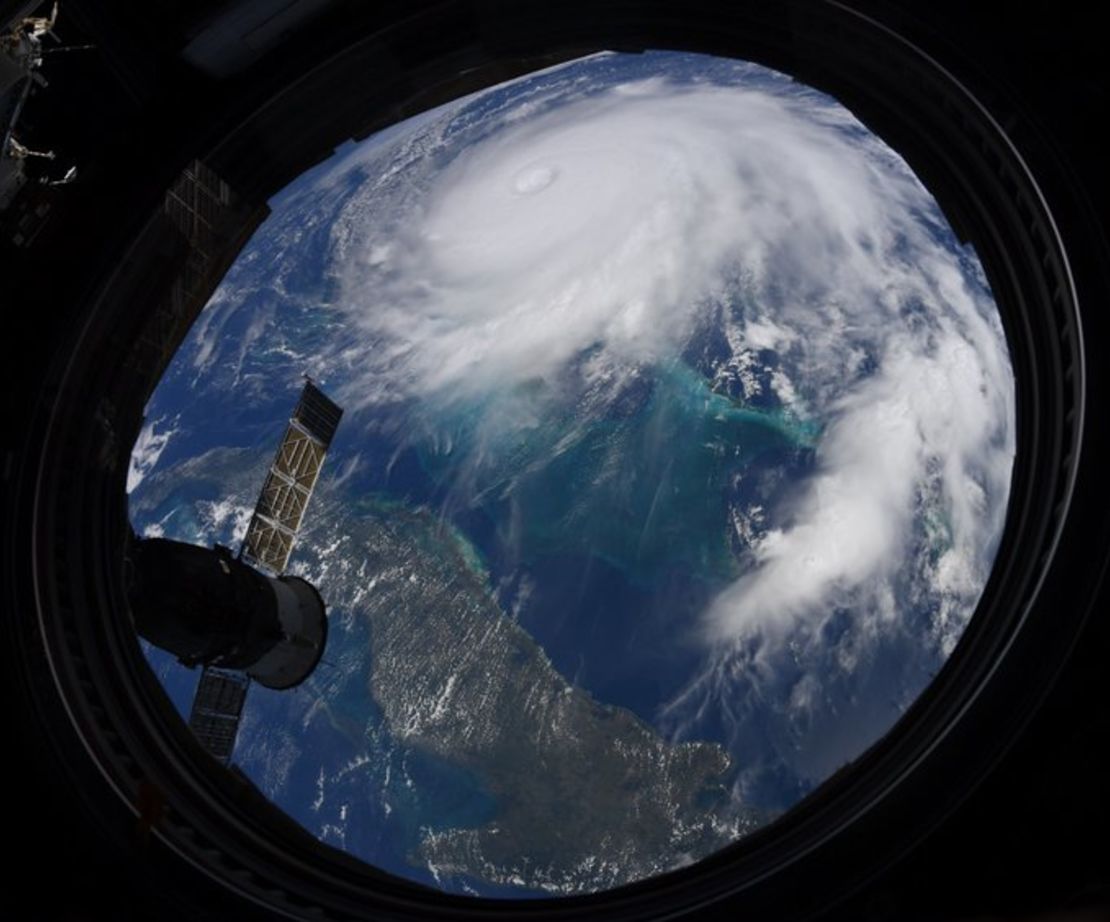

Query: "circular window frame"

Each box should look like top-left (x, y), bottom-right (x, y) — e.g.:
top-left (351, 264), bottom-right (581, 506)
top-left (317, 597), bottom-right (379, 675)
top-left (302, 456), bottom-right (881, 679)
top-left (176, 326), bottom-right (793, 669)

top-left (19, 2), bottom-right (1090, 919)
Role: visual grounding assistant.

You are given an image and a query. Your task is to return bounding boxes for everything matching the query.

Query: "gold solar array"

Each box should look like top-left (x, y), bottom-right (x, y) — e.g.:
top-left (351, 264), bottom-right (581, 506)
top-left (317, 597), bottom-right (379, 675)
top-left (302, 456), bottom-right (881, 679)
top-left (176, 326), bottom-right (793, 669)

top-left (241, 420), bottom-right (327, 574)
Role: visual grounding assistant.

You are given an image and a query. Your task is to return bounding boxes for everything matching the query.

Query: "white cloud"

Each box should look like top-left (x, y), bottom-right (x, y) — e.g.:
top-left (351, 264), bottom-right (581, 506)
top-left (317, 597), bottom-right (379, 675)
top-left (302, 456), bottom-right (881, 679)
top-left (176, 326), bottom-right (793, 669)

top-left (140, 507), bottom-right (179, 539)
top-left (705, 328), bottom-right (1012, 646)
top-left (196, 497), bottom-right (254, 546)
top-left (127, 416), bottom-right (179, 493)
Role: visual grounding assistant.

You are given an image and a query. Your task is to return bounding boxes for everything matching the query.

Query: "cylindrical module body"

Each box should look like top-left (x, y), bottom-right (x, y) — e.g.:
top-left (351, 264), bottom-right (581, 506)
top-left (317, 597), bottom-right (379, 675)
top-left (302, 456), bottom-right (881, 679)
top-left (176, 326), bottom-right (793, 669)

top-left (246, 576), bottom-right (328, 689)
top-left (128, 538), bottom-right (327, 687)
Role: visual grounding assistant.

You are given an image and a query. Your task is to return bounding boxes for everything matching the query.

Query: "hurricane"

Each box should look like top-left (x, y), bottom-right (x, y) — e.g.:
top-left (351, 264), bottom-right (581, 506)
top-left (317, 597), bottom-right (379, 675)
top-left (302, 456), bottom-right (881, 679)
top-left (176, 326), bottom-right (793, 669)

top-left (132, 50), bottom-right (1015, 895)
top-left (323, 56), bottom-right (1014, 750)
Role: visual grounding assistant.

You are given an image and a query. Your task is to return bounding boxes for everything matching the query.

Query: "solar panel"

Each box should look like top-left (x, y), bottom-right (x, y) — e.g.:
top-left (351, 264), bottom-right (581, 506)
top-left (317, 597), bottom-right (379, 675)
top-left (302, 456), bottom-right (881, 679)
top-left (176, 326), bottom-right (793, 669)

top-left (185, 380), bottom-right (342, 763)
top-left (240, 380), bottom-right (343, 574)
top-left (294, 379), bottom-right (343, 447)
top-left (187, 667), bottom-right (250, 765)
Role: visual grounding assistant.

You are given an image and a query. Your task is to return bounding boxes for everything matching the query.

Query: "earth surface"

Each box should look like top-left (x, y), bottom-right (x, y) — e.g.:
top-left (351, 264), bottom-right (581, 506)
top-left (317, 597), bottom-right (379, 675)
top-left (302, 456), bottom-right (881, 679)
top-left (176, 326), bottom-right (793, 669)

top-left (127, 50), bottom-right (1015, 897)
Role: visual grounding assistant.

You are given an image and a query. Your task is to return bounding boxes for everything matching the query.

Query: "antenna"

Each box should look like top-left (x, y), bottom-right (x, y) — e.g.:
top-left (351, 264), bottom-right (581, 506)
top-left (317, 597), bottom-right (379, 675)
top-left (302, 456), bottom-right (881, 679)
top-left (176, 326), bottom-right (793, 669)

top-left (40, 44), bottom-right (97, 55)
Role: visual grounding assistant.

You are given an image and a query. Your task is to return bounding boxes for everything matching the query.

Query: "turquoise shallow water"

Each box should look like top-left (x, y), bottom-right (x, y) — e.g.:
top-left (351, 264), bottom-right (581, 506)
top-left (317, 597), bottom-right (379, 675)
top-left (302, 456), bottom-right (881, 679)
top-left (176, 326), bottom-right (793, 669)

top-left (416, 359), bottom-right (817, 588)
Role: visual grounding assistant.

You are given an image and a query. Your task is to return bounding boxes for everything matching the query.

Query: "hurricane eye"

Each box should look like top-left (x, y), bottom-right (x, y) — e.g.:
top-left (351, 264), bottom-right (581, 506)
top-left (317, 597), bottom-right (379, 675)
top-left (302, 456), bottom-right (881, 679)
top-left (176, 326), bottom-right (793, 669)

top-left (128, 48), bottom-right (1015, 898)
